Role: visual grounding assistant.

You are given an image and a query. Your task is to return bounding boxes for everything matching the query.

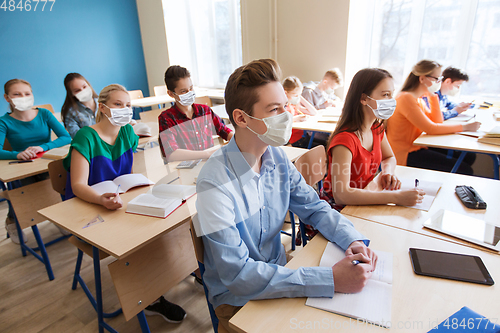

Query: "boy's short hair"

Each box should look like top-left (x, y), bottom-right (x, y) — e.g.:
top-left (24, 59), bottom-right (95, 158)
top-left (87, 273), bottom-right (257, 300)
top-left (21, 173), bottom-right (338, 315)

top-left (442, 67), bottom-right (469, 83)
top-left (324, 68), bottom-right (344, 86)
top-left (225, 58), bottom-right (282, 127)
top-left (164, 65), bottom-right (191, 92)
top-left (282, 76), bottom-right (303, 92)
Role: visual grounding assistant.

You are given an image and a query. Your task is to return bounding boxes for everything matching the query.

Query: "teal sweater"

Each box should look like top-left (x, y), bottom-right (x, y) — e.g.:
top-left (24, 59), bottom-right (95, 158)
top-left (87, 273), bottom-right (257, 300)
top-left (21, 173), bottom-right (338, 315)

top-left (0, 108), bottom-right (71, 159)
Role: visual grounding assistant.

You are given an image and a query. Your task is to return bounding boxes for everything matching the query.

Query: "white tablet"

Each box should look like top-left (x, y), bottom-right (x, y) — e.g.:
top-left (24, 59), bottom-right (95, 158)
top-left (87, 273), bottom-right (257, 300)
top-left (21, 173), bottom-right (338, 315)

top-left (422, 209), bottom-right (500, 252)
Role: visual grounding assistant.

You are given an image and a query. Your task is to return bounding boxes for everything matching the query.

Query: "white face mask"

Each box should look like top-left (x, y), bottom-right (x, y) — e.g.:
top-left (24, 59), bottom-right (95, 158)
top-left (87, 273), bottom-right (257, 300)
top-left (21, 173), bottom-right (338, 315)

top-left (324, 88), bottom-right (334, 95)
top-left (289, 96), bottom-right (300, 105)
top-left (177, 90), bottom-right (196, 106)
top-left (75, 87), bottom-right (93, 103)
top-left (426, 79), bottom-right (441, 94)
top-left (11, 95), bottom-right (34, 111)
top-left (103, 105), bottom-right (133, 127)
top-left (366, 96), bottom-right (397, 120)
top-left (447, 85), bottom-right (460, 97)
top-left (245, 111), bottom-right (293, 146)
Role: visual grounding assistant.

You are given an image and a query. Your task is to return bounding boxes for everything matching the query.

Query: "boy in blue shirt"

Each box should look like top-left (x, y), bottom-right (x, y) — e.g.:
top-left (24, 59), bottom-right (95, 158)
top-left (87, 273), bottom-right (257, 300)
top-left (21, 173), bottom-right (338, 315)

top-left (195, 59), bottom-right (377, 333)
top-left (437, 67), bottom-right (472, 120)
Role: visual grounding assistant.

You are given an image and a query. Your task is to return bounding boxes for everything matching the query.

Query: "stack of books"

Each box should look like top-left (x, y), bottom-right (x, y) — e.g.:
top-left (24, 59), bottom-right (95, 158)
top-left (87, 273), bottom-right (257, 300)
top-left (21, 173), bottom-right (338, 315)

top-left (478, 126), bottom-right (500, 146)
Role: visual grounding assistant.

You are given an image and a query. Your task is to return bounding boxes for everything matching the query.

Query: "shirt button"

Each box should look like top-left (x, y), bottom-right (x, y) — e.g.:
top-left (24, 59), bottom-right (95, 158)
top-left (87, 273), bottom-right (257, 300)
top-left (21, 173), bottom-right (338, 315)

top-left (263, 229), bottom-right (267, 232)
top-left (196, 131), bottom-right (199, 134)
top-left (262, 206), bottom-right (266, 210)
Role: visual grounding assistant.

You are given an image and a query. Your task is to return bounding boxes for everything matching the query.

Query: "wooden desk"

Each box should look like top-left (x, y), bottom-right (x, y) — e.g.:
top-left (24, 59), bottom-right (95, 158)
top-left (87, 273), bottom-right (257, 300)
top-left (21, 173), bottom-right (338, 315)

top-left (414, 108), bottom-right (500, 178)
top-left (341, 166), bottom-right (500, 253)
top-left (131, 95), bottom-right (175, 109)
top-left (230, 216), bottom-right (499, 333)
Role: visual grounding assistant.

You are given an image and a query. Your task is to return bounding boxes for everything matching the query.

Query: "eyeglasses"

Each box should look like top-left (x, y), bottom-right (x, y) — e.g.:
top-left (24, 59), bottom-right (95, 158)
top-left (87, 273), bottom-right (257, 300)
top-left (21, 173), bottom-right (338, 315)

top-left (426, 75), bottom-right (443, 83)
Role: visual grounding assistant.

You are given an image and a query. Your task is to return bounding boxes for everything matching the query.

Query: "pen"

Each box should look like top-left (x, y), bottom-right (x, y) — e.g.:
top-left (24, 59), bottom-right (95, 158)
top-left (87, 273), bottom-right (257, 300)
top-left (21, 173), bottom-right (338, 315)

top-left (115, 184), bottom-right (121, 194)
top-left (352, 260), bottom-right (364, 265)
top-left (415, 179), bottom-right (419, 189)
top-left (167, 176), bottom-right (180, 185)
top-left (9, 160), bottom-right (33, 164)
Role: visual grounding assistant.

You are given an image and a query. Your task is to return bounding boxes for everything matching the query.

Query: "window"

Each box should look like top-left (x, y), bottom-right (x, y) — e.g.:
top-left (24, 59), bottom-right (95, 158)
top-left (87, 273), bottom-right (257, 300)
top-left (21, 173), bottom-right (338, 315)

top-left (162, 0), bottom-right (242, 88)
top-left (346, 0), bottom-right (500, 100)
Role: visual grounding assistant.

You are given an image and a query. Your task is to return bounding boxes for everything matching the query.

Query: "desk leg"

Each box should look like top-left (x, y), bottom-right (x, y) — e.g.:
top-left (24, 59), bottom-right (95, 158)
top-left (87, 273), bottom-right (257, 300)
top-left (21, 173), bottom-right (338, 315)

top-left (450, 151), bottom-right (466, 173)
top-left (307, 132), bottom-right (316, 149)
top-left (136, 311), bottom-right (151, 333)
top-left (31, 225), bottom-right (55, 281)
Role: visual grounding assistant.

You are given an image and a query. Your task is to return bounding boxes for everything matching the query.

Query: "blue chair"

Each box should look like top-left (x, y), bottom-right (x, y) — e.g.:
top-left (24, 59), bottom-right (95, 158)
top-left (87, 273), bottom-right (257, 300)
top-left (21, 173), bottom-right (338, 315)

top-left (189, 215), bottom-right (219, 333)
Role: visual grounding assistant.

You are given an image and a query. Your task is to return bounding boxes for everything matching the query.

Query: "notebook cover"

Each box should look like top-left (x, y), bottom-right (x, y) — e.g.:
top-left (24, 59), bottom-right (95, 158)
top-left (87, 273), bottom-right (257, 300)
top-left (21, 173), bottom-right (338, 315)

top-left (428, 306), bottom-right (500, 333)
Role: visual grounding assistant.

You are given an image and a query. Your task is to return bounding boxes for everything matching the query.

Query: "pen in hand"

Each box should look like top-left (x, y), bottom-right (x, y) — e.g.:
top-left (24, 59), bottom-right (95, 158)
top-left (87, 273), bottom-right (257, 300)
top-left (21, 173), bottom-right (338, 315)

top-left (115, 184), bottom-right (121, 195)
top-left (415, 179), bottom-right (419, 189)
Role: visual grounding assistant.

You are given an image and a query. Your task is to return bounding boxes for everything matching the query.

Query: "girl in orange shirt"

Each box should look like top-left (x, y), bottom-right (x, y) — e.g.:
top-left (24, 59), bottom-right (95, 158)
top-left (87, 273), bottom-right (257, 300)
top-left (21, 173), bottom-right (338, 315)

top-left (386, 60), bottom-right (480, 175)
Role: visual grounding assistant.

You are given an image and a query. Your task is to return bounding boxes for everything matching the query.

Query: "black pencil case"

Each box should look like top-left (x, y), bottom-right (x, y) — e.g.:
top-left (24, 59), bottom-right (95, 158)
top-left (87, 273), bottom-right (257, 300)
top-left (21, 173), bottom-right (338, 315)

top-left (455, 185), bottom-right (487, 209)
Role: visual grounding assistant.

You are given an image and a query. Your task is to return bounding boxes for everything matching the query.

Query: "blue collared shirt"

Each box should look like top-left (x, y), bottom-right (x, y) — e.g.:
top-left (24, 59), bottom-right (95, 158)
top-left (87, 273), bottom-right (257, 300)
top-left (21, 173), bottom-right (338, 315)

top-left (64, 99), bottom-right (97, 138)
top-left (423, 90), bottom-right (458, 120)
top-left (195, 138), bottom-right (369, 309)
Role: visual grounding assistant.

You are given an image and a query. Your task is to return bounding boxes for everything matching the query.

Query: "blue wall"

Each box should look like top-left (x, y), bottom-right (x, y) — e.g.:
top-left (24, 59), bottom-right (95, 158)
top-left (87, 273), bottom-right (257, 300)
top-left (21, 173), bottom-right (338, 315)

top-left (0, 0), bottom-right (149, 116)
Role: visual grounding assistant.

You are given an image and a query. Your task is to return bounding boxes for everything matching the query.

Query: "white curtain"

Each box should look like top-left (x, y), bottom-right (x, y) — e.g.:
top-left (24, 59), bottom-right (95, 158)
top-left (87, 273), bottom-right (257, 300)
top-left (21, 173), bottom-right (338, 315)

top-left (162, 0), bottom-right (243, 88)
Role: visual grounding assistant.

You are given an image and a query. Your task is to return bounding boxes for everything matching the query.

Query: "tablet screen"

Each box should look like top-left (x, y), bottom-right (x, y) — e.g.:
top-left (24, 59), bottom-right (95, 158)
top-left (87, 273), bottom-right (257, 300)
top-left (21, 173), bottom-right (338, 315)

top-left (423, 210), bottom-right (500, 251)
top-left (409, 248), bottom-right (494, 285)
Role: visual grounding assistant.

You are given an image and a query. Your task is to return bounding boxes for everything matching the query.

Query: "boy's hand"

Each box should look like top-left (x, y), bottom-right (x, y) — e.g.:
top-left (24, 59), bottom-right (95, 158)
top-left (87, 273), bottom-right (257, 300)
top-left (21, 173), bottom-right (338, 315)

top-left (345, 241), bottom-right (378, 271)
top-left (332, 253), bottom-right (372, 293)
top-left (456, 102), bottom-right (472, 114)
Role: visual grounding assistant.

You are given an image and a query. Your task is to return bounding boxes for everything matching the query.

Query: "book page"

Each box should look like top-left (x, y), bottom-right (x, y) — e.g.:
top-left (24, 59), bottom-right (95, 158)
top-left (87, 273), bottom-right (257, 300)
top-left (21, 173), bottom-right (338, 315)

top-left (130, 193), bottom-right (181, 209)
top-left (113, 173), bottom-right (154, 192)
top-left (152, 184), bottom-right (196, 201)
top-left (306, 242), bottom-right (393, 328)
top-left (90, 180), bottom-right (124, 195)
top-left (392, 177), bottom-right (442, 211)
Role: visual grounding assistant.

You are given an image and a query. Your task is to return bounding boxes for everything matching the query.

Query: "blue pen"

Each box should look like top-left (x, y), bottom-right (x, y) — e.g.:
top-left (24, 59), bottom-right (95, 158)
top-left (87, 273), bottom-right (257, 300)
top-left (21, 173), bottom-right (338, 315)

top-left (115, 184), bottom-right (121, 195)
top-left (351, 260), bottom-right (361, 265)
top-left (415, 179), bottom-right (419, 189)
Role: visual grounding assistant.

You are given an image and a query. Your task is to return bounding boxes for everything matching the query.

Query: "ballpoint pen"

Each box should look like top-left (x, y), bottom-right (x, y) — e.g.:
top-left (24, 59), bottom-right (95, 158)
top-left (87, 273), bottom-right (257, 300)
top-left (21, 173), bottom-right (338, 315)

top-left (415, 179), bottom-right (419, 189)
top-left (115, 184), bottom-right (121, 194)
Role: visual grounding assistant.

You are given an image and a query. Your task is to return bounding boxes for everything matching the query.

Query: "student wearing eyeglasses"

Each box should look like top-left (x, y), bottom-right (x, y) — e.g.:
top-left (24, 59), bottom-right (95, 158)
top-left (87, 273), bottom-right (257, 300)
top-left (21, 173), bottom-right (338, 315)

top-left (386, 60), bottom-right (480, 175)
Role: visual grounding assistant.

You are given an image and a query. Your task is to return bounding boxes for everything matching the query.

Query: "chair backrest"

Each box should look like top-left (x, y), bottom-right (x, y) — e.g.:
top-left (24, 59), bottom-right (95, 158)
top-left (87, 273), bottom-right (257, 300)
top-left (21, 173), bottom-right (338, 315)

top-left (48, 159), bottom-right (67, 196)
top-left (195, 95), bottom-right (213, 107)
top-left (154, 85), bottom-right (168, 96)
top-left (128, 90), bottom-right (144, 100)
top-left (189, 215), bottom-right (204, 264)
top-left (3, 138), bottom-right (12, 151)
top-left (293, 145), bottom-right (326, 186)
top-left (35, 104), bottom-right (55, 113)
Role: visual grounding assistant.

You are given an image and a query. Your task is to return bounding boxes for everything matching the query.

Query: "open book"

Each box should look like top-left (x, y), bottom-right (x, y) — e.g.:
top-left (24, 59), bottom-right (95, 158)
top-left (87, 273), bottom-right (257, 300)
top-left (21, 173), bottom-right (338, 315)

top-left (389, 177), bottom-right (442, 211)
top-left (126, 184), bottom-right (196, 218)
top-left (90, 174), bottom-right (154, 195)
top-left (306, 242), bottom-right (393, 328)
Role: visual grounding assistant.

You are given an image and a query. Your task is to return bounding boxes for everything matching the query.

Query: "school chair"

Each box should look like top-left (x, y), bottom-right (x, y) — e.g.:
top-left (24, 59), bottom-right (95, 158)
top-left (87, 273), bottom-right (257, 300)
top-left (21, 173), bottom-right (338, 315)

top-left (47, 159), bottom-right (123, 321)
top-left (288, 145), bottom-right (327, 247)
top-left (154, 85), bottom-right (169, 109)
top-left (189, 214), bottom-right (219, 333)
top-left (129, 90), bottom-right (145, 120)
top-left (34, 104), bottom-right (58, 140)
top-left (195, 95), bottom-right (213, 107)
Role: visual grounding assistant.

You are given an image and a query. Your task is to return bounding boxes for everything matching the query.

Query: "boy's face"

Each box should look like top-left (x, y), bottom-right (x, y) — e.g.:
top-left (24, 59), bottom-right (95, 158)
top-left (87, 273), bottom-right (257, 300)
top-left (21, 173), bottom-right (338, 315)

top-left (236, 81), bottom-right (288, 135)
top-left (442, 78), bottom-right (465, 94)
top-left (322, 77), bottom-right (339, 92)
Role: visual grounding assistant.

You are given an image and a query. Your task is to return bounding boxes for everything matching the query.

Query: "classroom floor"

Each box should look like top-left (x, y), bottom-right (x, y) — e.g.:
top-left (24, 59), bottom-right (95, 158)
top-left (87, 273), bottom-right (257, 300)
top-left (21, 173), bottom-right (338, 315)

top-left (0, 200), bottom-right (301, 332)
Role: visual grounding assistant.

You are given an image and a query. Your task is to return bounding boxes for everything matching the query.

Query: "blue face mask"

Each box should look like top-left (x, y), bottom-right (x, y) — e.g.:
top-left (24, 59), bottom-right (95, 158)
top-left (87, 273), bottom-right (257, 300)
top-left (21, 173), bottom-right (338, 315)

top-left (367, 96), bottom-right (397, 120)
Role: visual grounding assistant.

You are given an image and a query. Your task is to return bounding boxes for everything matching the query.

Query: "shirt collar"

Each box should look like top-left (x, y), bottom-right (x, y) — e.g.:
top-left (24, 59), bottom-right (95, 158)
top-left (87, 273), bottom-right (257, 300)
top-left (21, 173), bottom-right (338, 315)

top-left (225, 138), bottom-right (276, 184)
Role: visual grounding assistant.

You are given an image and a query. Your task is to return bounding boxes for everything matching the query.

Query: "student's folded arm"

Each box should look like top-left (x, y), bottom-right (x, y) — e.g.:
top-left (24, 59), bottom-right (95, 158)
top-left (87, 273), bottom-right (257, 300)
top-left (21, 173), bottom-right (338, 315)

top-left (196, 177), bottom-right (335, 300)
top-left (286, 156), bottom-right (369, 250)
top-left (41, 110), bottom-right (71, 151)
top-left (402, 96), bottom-right (462, 135)
top-left (210, 109), bottom-right (232, 141)
top-left (69, 149), bottom-right (102, 204)
top-left (325, 145), bottom-right (398, 207)
top-left (299, 96), bottom-right (317, 116)
top-left (0, 121), bottom-right (20, 159)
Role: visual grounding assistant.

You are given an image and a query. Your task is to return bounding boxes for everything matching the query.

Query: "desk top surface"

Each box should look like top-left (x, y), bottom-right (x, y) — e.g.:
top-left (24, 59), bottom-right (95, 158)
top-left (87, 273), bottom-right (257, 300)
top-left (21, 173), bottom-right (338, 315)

top-left (341, 166), bottom-right (500, 253)
top-left (0, 145), bottom-right (70, 182)
top-left (38, 144), bottom-right (306, 258)
top-left (230, 216), bottom-right (500, 333)
top-left (414, 108), bottom-right (500, 153)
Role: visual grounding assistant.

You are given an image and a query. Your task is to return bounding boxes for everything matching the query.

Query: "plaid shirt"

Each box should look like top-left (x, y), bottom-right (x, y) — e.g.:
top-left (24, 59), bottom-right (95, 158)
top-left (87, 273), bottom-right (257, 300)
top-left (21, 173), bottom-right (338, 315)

top-left (158, 103), bottom-right (232, 158)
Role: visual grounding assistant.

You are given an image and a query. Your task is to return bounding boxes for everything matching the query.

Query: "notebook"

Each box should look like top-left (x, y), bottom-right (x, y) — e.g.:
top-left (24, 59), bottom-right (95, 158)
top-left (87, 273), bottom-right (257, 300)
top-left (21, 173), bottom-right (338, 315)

top-left (391, 178), bottom-right (442, 211)
top-left (90, 174), bottom-right (154, 195)
top-left (306, 242), bottom-right (393, 328)
top-left (126, 184), bottom-right (196, 218)
top-left (428, 306), bottom-right (500, 332)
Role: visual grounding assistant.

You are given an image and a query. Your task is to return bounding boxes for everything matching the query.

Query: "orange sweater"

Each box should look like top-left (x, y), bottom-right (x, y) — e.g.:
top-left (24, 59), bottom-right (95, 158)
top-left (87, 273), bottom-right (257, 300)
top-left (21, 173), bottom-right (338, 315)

top-left (387, 91), bottom-right (463, 165)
